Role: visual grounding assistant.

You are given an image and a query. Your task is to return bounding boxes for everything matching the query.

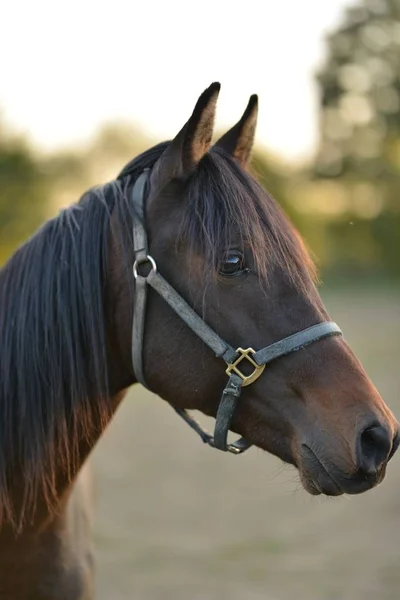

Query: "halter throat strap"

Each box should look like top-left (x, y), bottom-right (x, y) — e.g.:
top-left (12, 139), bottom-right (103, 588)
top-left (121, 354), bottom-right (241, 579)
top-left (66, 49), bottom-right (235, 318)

top-left (130, 171), bottom-right (342, 454)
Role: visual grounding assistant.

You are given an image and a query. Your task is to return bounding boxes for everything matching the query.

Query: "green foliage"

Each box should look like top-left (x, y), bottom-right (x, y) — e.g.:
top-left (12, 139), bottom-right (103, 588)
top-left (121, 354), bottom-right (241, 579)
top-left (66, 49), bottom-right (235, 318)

top-left (312, 0), bottom-right (400, 279)
top-left (0, 123), bottom-right (149, 266)
top-left (0, 131), bottom-right (50, 263)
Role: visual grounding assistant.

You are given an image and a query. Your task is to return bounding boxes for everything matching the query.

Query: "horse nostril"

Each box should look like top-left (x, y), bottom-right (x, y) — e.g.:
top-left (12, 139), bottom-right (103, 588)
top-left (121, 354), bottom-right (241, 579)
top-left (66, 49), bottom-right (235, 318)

top-left (358, 424), bottom-right (392, 475)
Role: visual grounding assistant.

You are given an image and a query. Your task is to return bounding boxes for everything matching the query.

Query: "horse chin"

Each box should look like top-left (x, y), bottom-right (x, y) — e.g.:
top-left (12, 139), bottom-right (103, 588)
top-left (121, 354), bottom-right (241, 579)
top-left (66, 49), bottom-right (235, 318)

top-left (298, 465), bottom-right (343, 497)
top-left (297, 445), bottom-right (388, 497)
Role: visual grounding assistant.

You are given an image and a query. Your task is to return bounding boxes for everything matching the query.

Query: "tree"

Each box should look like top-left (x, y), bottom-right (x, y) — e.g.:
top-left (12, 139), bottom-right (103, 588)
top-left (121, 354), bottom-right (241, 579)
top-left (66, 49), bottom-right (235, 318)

top-left (0, 125), bottom-right (50, 263)
top-left (313, 0), bottom-right (400, 279)
top-left (0, 121), bottom-right (150, 265)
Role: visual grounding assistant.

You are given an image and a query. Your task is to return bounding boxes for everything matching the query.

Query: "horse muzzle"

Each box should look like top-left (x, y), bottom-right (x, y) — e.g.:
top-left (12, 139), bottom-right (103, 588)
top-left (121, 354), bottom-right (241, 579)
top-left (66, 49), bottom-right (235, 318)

top-left (298, 425), bottom-right (400, 496)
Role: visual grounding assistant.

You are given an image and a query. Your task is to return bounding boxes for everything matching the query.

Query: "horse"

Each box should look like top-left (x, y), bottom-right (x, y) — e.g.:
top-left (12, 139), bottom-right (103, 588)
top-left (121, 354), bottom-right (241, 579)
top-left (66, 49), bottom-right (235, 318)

top-left (0, 82), bottom-right (398, 599)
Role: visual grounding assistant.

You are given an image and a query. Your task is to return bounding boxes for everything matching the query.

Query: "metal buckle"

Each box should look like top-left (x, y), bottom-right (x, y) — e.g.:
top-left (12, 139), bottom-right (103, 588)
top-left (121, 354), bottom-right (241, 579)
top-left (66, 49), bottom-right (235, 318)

top-left (133, 255), bottom-right (157, 279)
top-left (225, 347), bottom-right (265, 387)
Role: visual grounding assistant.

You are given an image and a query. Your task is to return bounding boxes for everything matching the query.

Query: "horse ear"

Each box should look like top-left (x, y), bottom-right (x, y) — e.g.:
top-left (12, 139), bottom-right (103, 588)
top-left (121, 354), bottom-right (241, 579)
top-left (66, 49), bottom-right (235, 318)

top-left (151, 82), bottom-right (220, 187)
top-left (215, 95), bottom-right (258, 168)
top-left (178, 81), bottom-right (220, 174)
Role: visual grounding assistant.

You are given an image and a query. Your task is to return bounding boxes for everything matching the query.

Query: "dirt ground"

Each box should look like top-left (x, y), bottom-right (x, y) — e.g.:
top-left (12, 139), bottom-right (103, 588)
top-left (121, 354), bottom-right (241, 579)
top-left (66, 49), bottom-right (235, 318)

top-left (91, 285), bottom-right (400, 600)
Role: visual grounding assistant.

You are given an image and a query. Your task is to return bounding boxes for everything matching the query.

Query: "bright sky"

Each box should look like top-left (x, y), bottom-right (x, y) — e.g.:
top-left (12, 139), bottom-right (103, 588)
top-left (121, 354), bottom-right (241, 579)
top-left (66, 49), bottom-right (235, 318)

top-left (1, 0), bottom-right (351, 161)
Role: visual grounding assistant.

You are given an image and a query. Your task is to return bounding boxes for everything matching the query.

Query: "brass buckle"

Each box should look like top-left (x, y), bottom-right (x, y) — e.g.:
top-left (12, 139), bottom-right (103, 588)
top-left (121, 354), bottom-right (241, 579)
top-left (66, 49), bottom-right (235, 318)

top-left (225, 348), bottom-right (265, 387)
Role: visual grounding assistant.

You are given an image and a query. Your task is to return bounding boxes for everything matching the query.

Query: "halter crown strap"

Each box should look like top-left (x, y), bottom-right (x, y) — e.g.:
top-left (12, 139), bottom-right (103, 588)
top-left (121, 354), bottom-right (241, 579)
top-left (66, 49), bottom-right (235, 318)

top-left (130, 170), bottom-right (343, 454)
top-left (131, 171), bottom-right (150, 387)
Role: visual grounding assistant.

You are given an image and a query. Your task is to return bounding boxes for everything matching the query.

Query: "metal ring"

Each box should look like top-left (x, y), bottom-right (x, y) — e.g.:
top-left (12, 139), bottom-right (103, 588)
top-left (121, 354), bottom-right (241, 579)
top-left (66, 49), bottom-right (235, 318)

top-left (133, 255), bottom-right (157, 279)
top-left (208, 436), bottom-right (251, 454)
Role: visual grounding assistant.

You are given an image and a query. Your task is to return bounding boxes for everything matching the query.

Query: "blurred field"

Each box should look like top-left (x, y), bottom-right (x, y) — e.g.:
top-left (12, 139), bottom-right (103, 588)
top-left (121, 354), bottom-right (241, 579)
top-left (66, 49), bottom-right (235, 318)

top-left (92, 284), bottom-right (400, 600)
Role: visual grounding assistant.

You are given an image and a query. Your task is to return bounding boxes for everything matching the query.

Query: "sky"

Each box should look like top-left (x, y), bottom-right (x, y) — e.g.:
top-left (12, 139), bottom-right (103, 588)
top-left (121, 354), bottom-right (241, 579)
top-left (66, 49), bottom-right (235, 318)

top-left (1, 0), bottom-right (352, 161)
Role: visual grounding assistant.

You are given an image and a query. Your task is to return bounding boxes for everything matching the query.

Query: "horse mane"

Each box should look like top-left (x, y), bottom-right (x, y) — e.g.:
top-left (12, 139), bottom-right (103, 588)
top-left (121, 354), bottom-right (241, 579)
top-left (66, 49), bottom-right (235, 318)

top-left (0, 143), bottom-right (166, 527)
top-left (0, 140), bottom-right (315, 527)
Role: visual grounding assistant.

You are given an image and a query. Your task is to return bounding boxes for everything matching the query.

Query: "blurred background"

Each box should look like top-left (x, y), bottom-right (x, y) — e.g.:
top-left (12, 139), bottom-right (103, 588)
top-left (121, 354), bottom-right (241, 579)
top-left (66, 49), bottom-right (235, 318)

top-left (1, 0), bottom-right (399, 598)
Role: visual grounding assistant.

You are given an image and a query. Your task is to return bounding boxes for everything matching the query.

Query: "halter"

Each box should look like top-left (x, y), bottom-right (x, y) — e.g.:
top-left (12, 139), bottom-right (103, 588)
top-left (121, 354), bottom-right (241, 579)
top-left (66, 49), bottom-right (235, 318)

top-left (131, 170), bottom-right (342, 454)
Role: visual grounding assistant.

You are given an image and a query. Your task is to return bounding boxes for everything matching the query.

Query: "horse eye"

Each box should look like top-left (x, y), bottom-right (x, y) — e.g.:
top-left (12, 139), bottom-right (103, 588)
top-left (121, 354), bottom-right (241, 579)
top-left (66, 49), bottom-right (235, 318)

top-left (219, 253), bottom-right (245, 277)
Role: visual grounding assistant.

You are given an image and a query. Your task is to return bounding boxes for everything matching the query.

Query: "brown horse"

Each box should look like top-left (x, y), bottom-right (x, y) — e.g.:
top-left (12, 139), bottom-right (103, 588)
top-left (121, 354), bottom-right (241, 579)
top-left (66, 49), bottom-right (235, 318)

top-left (0, 83), bottom-right (398, 598)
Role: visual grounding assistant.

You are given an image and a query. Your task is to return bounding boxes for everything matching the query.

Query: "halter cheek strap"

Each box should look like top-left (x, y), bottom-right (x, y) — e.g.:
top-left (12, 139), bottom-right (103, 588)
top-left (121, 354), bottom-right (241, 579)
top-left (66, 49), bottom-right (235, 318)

top-left (130, 171), bottom-right (343, 454)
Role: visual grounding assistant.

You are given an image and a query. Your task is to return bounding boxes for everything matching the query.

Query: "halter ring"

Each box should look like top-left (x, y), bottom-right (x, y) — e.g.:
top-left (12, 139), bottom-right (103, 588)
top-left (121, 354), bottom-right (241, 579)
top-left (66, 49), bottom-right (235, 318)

top-left (133, 255), bottom-right (157, 279)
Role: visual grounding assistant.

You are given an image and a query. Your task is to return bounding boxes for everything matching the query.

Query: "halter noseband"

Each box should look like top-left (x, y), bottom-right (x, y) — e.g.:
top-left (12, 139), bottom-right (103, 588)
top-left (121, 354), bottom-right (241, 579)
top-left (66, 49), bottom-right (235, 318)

top-left (130, 170), bottom-right (342, 454)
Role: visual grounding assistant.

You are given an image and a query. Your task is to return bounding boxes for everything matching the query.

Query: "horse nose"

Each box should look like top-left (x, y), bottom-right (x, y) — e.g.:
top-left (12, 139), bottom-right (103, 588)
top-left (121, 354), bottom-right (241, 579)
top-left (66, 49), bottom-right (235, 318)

top-left (357, 422), bottom-right (395, 475)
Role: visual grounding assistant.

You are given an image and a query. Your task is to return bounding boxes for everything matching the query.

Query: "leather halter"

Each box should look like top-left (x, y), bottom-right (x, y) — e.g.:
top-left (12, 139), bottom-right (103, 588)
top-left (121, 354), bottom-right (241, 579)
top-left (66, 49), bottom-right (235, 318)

top-left (130, 170), bottom-right (343, 454)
